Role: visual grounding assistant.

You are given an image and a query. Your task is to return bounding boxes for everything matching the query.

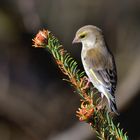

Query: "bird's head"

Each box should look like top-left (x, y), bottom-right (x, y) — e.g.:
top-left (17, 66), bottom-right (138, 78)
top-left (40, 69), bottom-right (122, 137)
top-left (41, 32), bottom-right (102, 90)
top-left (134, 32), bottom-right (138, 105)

top-left (72, 25), bottom-right (102, 47)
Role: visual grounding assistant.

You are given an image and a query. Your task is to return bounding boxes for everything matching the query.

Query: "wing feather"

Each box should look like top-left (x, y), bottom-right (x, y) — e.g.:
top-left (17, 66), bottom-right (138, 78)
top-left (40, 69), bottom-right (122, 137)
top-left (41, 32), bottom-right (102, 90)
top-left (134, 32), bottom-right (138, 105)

top-left (85, 48), bottom-right (117, 95)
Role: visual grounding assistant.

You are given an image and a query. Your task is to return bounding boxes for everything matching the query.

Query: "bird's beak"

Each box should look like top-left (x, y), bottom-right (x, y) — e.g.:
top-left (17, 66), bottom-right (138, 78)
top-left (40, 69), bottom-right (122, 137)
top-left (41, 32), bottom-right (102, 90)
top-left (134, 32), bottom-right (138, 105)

top-left (72, 36), bottom-right (80, 44)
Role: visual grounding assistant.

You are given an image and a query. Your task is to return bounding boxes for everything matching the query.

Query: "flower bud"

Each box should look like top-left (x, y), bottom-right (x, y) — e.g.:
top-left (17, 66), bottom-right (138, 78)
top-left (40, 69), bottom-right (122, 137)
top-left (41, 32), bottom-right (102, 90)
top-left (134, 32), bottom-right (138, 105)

top-left (32, 29), bottom-right (49, 48)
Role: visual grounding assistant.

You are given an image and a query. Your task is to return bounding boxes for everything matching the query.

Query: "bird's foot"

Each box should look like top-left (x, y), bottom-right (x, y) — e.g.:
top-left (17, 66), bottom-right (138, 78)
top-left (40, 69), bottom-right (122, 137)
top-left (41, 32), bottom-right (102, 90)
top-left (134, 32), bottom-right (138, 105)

top-left (81, 76), bottom-right (91, 91)
top-left (96, 95), bottom-right (104, 111)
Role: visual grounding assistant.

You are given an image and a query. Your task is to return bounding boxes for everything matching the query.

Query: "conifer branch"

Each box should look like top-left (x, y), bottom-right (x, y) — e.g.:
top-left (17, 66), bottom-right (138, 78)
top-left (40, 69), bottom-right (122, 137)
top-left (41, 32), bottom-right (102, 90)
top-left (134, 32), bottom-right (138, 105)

top-left (32, 29), bottom-right (128, 140)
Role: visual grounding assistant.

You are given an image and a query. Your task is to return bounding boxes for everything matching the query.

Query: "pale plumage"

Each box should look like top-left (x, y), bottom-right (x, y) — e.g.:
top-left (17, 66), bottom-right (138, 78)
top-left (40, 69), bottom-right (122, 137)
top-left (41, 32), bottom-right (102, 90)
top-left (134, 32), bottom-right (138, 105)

top-left (73, 25), bottom-right (118, 114)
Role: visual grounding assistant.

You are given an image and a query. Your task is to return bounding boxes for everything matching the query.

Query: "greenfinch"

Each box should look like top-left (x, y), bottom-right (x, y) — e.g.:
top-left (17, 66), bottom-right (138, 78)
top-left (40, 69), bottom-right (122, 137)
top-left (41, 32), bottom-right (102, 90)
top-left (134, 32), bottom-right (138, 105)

top-left (73, 25), bottom-right (118, 115)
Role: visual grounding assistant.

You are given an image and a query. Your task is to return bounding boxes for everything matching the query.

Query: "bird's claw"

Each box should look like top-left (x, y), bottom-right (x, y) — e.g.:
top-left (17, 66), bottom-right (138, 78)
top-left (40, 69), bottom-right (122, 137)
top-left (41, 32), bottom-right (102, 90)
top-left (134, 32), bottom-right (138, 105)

top-left (81, 76), bottom-right (91, 91)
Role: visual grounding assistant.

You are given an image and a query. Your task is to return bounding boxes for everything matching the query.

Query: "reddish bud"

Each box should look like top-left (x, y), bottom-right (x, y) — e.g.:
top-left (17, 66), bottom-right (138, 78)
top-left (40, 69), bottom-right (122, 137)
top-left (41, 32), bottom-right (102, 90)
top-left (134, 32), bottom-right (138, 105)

top-left (32, 29), bottom-right (49, 48)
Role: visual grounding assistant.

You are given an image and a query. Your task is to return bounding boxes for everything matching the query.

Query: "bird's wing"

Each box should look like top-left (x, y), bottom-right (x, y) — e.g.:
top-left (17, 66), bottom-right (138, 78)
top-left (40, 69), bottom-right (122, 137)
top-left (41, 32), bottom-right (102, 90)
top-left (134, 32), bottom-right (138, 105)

top-left (89, 59), bottom-right (118, 114)
top-left (85, 48), bottom-right (117, 94)
top-left (90, 68), bottom-right (117, 94)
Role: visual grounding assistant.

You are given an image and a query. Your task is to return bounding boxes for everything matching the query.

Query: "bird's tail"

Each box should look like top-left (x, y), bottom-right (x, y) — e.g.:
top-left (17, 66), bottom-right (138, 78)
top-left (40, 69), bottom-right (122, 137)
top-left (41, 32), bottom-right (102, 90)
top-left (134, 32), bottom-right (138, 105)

top-left (104, 92), bottom-right (119, 115)
top-left (110, 100), bottom-right (119, 115)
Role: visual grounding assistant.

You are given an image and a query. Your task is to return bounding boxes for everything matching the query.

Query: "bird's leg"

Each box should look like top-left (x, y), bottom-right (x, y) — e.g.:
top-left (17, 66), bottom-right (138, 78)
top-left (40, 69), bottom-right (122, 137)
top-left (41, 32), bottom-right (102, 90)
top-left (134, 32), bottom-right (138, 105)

top-left (81, 76), bottom-right (91, 91)
top-left (97, 93), bottom-right (104, 110)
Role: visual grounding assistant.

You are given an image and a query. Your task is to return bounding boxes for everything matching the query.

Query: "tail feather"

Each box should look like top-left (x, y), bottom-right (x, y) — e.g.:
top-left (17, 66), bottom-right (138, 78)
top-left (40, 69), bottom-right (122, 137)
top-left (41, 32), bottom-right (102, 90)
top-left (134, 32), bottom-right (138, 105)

top-left (110, 100), bottom-right (119, 115)
top-left (104, 92), bottom-right (119, 115)
top-left (101, 91), bottom-right (119, 115)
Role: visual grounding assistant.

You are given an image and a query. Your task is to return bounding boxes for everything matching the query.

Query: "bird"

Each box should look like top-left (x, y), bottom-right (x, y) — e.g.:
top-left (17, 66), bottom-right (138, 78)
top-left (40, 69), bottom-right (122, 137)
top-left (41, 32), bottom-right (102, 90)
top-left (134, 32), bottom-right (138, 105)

top-left (72, 25), bottom-right (118, 115)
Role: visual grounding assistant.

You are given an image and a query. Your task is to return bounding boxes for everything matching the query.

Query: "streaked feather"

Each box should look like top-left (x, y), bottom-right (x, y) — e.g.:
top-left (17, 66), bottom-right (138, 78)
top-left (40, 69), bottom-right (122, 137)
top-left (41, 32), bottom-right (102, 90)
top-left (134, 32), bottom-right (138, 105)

top-left (83, 46), bottom-right (118, 114)
top-left (85, 47), bottom-right (117, 95)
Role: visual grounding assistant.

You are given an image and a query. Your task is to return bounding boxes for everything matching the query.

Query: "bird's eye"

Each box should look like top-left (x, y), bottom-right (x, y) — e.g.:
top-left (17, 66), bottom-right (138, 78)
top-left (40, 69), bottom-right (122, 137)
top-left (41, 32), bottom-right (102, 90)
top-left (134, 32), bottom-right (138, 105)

top-left (79, 34), bottom-right (86, 39)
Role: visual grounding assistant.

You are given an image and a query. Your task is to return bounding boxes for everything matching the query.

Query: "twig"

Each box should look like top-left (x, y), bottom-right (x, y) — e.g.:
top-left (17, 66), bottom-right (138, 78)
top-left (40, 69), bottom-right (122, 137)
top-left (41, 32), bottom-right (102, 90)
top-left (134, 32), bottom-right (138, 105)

top-left (32, 29), bottom-right (128, 140)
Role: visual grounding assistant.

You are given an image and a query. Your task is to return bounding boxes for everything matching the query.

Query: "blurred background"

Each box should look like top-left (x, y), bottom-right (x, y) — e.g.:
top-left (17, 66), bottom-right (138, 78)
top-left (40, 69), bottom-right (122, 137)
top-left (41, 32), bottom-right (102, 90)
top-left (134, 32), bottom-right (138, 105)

top-left (0, 0), bottom-right (140, 140)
